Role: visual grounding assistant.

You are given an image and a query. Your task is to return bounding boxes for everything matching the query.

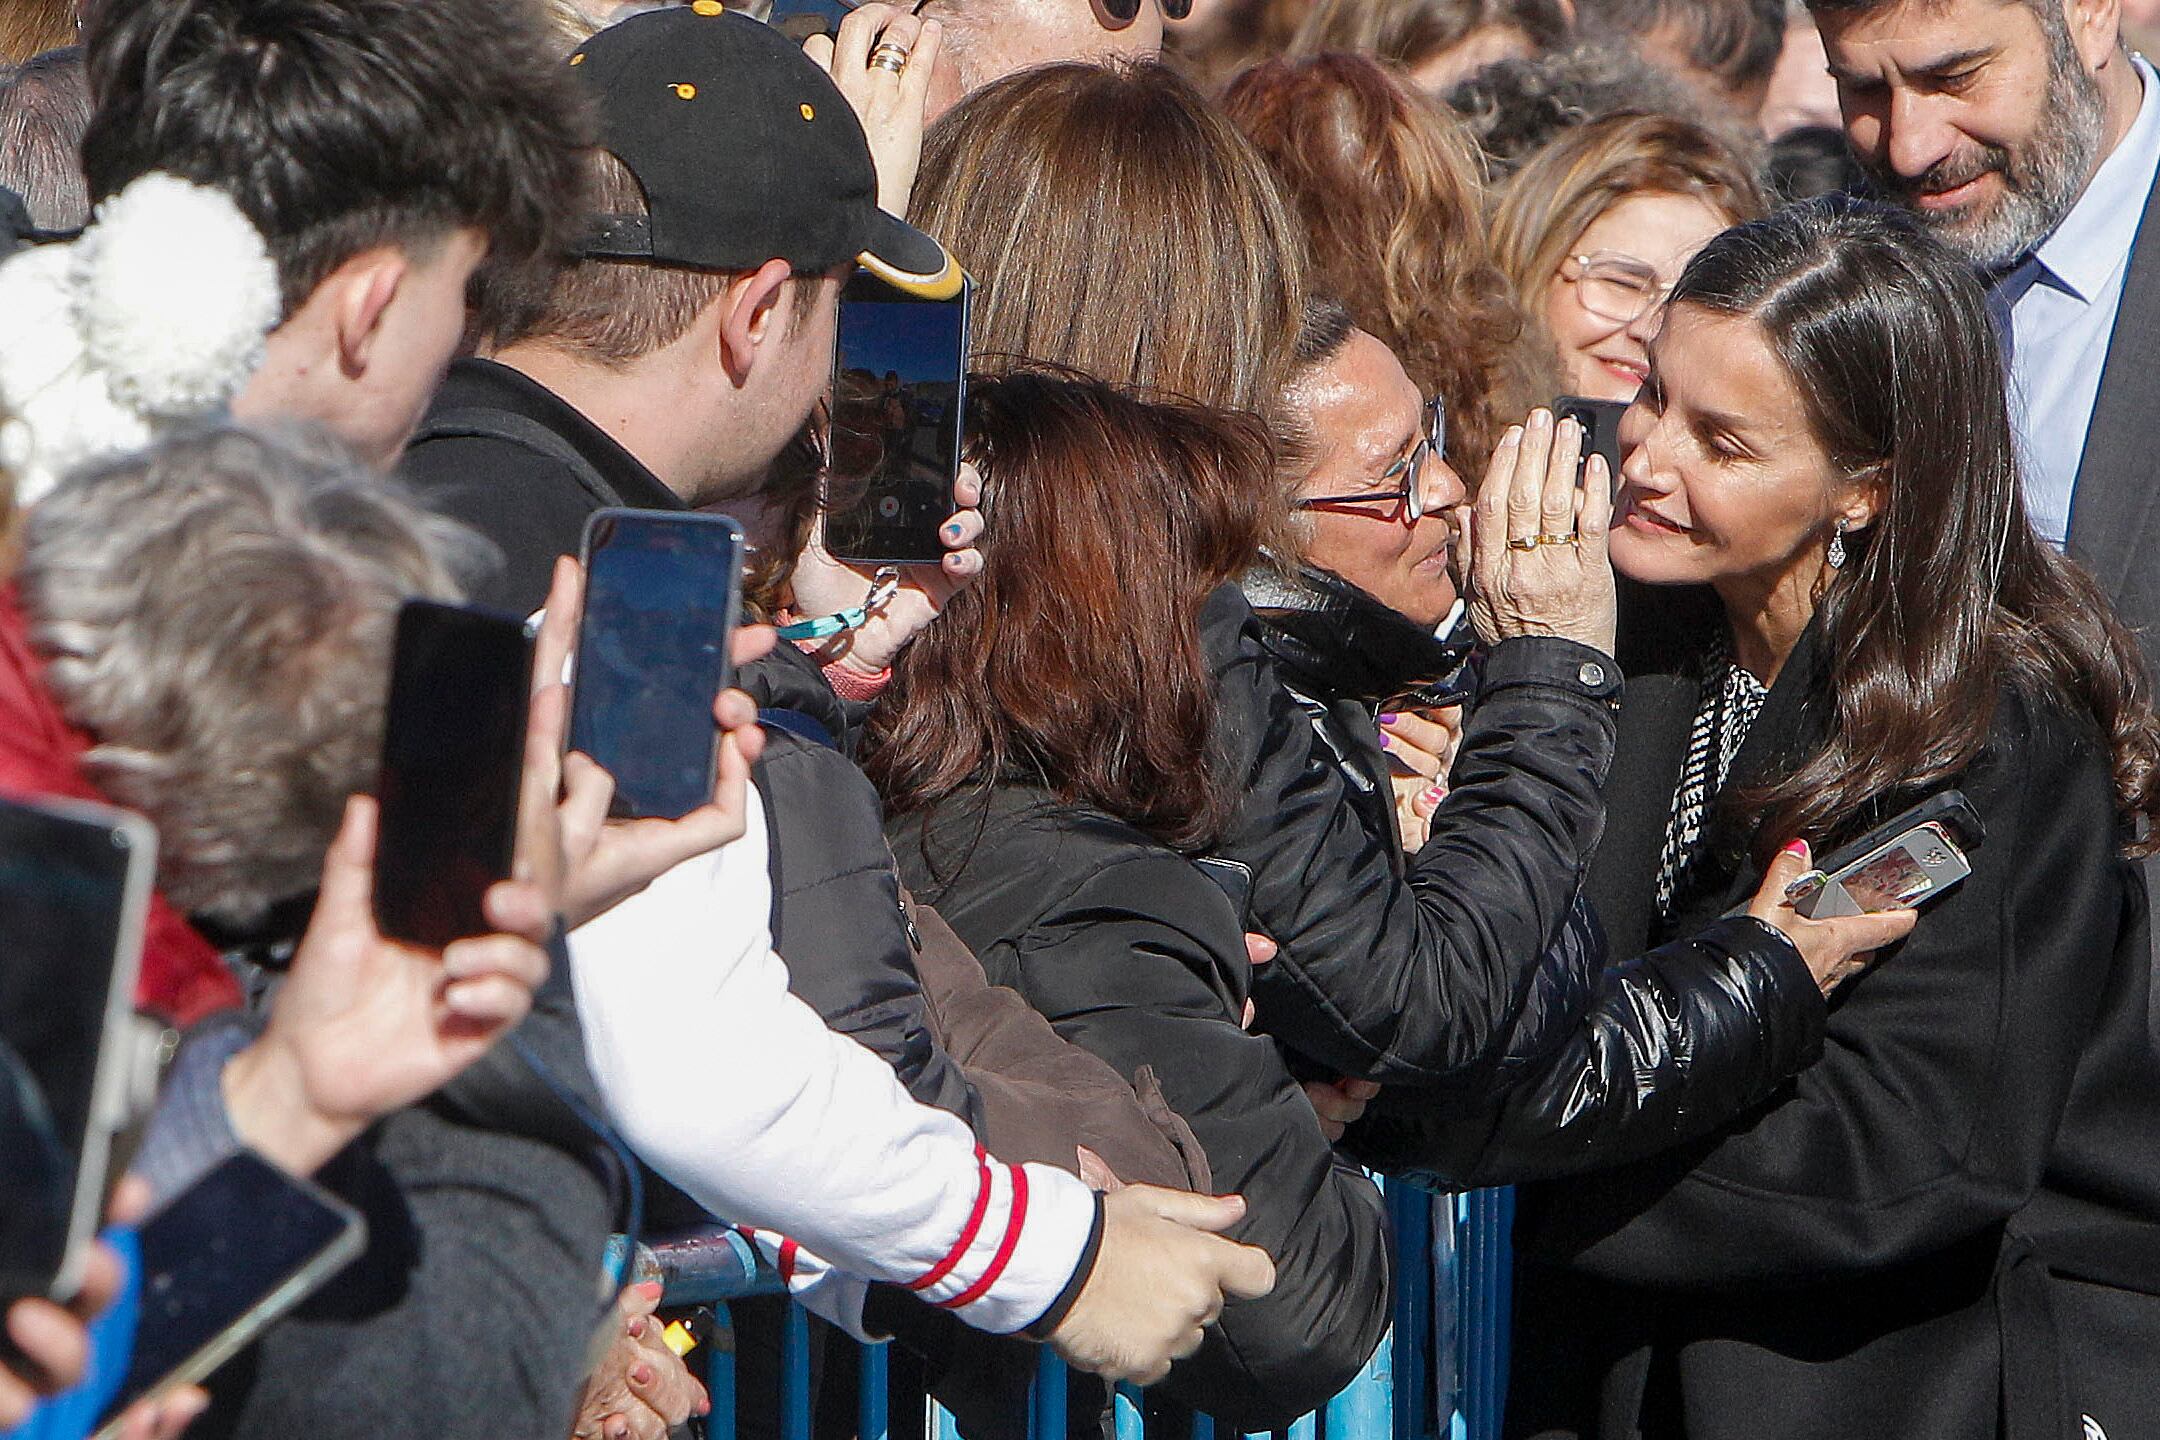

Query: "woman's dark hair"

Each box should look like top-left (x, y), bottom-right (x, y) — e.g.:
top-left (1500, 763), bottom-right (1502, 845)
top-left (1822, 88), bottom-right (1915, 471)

top-left (863, 370), bottom-right (1274, 853)
top-left (1676, 198), bottom-right (2160, 856)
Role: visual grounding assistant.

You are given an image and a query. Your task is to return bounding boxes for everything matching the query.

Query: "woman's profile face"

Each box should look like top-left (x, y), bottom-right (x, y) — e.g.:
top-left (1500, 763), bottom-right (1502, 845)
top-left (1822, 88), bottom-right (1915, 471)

top-left (1542, 190), bottom-right (1733, 403)
top-left (1609, 304), bottom-right (1853, 595)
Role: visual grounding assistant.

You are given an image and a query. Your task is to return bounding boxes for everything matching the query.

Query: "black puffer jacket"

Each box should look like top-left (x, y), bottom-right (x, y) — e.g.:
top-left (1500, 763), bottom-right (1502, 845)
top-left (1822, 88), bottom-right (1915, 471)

top-left (742, 641), bottom-right (980, 1122)
top-left (1205, 579), bottom-right (1622, 1084)
top-left (1239, 568), bottom-right (1829, 1188)
top-left (890, 788), bottom-right (1394, 1432)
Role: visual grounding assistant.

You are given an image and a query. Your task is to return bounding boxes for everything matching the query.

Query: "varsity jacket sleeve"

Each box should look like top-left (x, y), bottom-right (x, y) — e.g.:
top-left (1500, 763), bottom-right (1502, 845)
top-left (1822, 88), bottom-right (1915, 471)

top-left (568, 787), bottom-right (1099, 1337)
top-left (1203, 584), bottom-right (1623, 1086)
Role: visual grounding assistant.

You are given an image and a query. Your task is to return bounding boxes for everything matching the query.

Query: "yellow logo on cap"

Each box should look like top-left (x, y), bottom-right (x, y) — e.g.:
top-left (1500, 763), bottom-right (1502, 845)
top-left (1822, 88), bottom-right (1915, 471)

top-left (570, 52), bottom-right (585, 64)
top-left (801, 103), bottom-right (815, 120)
top-left (692, 0), bottom-right (724, 12)
top-left (673, 83), bottom-right (698, 100)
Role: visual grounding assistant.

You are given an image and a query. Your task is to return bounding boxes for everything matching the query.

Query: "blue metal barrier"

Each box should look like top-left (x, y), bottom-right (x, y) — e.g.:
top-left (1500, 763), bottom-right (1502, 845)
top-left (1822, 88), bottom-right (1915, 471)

top-left (656, 1184), bottom-right (1514, 1440)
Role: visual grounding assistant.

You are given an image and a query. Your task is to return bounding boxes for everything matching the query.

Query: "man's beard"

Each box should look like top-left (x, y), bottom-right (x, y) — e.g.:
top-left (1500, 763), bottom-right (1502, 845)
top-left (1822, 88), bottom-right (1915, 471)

top-left (1868, 27), bottom-right (2108, 271)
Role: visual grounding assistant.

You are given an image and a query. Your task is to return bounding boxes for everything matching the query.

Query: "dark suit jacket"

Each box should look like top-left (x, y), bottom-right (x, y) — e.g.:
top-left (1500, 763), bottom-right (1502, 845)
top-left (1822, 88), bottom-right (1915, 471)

top-left (2065, 155), bottom-right (2160, 1048)
top-left (1506, 590), bottom-right (2160, 1440)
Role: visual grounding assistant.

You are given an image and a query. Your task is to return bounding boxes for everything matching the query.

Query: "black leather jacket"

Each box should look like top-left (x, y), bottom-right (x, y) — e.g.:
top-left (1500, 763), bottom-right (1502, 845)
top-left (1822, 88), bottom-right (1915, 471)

top-left (1238, 566), bottom-right (1831, 1188)
top-left (1206, 575), bottom-right (1621, 1084)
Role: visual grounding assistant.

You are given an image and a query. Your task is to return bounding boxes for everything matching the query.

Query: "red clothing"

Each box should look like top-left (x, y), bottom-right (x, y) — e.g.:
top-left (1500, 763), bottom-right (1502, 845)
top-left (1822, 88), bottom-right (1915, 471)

top-left (0, 586), bottom-right (241, 1025)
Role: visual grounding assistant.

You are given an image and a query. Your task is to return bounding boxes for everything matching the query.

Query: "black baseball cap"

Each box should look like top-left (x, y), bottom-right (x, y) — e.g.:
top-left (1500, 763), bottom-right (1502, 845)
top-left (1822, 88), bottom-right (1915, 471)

top-left (568, 4), bottom-right (962, 299)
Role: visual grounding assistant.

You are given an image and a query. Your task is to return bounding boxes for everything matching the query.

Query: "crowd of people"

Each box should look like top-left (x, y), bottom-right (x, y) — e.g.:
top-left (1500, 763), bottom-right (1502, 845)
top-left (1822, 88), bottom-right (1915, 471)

top-left (0, 0), bottom-right (2156, 1437)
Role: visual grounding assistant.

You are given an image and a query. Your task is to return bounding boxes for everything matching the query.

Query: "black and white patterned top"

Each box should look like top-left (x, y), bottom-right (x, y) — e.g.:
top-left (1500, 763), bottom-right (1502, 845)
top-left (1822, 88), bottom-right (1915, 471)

top-left (1654, 636), bottom-right (1769, 918)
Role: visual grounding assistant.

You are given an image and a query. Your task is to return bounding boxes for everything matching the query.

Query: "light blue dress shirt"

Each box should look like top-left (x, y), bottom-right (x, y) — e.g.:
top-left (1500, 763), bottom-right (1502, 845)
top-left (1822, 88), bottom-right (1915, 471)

top-left (1993, 54), bottom-right (2160, 548)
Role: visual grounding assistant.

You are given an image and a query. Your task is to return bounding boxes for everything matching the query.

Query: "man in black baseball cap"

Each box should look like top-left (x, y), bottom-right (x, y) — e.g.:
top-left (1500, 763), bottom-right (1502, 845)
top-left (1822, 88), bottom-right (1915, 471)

top-left (405, 5), bottom-right (963, 608)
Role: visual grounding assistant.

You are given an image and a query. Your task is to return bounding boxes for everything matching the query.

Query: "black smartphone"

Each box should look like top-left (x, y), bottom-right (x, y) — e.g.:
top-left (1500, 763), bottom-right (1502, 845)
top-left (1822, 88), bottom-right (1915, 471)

top-left (762, 0), bottom-right (863, 40)
top-left (1556, 395), bottom-right (1629, 489)
top-left (0, 795), bottom-right (154, 1307)
top-left (827, 269), bottom-right (972, 566)
top-left (94, 1151), bottom-right (365, 1433)
top-left (568, 509), bottom-right (747, 822)
top-left (373, 600), bottom-right (533, 950)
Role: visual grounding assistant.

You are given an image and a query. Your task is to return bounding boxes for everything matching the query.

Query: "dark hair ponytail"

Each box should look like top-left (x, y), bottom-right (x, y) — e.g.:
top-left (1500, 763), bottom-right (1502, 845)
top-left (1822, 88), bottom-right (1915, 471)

top-left (1673, 197), bottom-right (2160, 855)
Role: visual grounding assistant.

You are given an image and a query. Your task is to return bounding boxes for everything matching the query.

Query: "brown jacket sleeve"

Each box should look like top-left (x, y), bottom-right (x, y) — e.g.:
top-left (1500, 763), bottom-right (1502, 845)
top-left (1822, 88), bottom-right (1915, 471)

top-left (904, 890), bottom-right (1210, 1193)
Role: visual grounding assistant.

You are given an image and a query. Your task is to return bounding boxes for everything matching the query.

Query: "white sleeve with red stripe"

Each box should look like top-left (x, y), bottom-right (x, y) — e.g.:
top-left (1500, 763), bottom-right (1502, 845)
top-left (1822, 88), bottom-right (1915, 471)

top-left (568, 786), bottom-right (1099, 1336)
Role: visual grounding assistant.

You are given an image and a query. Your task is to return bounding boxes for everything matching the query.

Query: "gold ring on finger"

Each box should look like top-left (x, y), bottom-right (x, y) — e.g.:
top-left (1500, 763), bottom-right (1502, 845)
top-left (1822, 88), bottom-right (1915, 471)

top-left (1506, 536), bottom-right (1541, 552)
top-left (1535, 532), bottom-right (1578, 547)
top-left (869, 43), bottom-right (911, 72)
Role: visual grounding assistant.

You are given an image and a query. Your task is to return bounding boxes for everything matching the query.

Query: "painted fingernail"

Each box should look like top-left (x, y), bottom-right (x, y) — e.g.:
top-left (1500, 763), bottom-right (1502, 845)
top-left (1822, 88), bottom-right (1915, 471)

top-left (943, 522), bottom-right (963, 539)
top-left (639, 1280), bottom-right (664, 1299)
top-left (1423, 783), bottom-right (1447, 804)
top-left (1378, 734), bottom-right (1394, 749)
top-left (1378, 712), bottom-right (1400, 724)
top-left (1780, 840), bottom-right (1809, 858)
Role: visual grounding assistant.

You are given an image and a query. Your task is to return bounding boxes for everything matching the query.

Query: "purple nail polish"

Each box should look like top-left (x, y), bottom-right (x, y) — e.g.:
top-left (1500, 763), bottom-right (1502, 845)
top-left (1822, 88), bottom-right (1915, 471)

top-left (1378, 734), bottom-right (1394, 749)
top-left (1378, 712), bottom-right (1400, 724)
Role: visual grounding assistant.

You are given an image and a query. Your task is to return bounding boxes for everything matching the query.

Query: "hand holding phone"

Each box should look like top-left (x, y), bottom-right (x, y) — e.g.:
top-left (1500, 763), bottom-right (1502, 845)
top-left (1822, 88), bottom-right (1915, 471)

top-left (827, 270), bottom-right (973, 566)
top-left (531, 557), bottom-right (770, 929)
top-left (222, 795), bottom-right (554, 1179)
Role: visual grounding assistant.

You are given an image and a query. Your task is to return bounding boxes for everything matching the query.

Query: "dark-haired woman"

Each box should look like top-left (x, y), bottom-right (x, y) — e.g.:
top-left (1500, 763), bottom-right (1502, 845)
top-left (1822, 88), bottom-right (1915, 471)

top-left (1508, 199), bottom-right (2160, 1440)
top-left (867, 371), bottom-right (1392, 1430)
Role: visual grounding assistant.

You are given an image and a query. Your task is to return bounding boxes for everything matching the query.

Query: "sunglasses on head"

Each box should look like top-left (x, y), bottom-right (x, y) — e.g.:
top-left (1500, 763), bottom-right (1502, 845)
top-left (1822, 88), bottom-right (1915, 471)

top-left (1101, 0), bottom-right (1194, 21)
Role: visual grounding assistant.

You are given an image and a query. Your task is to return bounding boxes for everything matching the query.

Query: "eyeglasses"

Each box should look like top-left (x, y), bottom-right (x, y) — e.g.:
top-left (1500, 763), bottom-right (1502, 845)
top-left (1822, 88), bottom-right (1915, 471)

top-left (1566, 251), bottom-right (1674, 326)
top-left (1294, 398), bottom-right (1448, 523)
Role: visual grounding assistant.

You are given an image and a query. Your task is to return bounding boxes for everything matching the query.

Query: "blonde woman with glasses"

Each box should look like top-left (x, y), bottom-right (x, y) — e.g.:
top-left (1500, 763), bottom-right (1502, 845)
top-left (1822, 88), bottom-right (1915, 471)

top-left (1491, 111), bottom-right (1765, 403)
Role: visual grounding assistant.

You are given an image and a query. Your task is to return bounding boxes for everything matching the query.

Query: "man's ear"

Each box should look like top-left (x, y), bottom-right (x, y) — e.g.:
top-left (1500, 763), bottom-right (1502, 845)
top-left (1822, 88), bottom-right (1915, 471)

top-left (323, 248), bottom-right (410, 380)
top-left (716, 258), bottom-right (798, 386)
top-left (2068, 0), bottom-right (2125, 74)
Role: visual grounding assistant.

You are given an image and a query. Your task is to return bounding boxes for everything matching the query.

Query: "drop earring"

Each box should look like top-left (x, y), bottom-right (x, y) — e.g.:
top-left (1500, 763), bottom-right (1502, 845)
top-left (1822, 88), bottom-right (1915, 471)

top-left (1827, 518), bottom-right (1848, 570)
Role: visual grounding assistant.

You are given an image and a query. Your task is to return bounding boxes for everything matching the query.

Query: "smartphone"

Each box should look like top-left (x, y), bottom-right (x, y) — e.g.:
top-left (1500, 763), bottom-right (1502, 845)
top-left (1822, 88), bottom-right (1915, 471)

top-left (1194, 856), bottom-right (1256, 931)
top-left (1556, 396), bottom-right (1629, 490)
top-left (568, 509), bottom-right (747, 821)
top-left (827, 269), bottom-right (972, 566)
top-left (0, 796), bottom-right (154, 1306)
top-left (373, 601), bottom-right (533, 950)
top-left (1788, 790), bottom-right (1985, 919)
top-left (93, 1151), bottom-right (365, 1433)
top-left (760, 0), bottom-right (864, 40)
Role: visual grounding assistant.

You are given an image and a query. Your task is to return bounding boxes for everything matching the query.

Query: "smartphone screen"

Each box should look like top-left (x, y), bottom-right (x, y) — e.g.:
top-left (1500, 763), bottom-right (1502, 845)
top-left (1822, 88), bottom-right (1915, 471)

top-left (761, 0), bottom-right (860, 39)
top-left (568, 509), bottom-right (746, 822)
top-left (0, 796), bottom-right (152, 1305)
top-left (373, 601), bottom-right (532, 950)
top-left (827, 271), bottom-right (971, 566)
top-left (96, 1151), bottom-right (364, 1430)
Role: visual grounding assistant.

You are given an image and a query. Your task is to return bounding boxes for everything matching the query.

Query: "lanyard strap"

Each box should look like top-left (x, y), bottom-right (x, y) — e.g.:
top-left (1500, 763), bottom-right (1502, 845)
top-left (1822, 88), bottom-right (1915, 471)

top-left (775, 567), bottom-right (902, 641)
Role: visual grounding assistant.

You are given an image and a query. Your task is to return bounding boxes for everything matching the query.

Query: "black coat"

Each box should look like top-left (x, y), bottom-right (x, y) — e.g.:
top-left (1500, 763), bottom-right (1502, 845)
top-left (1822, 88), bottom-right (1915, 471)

top-left (1236, 567), bottom-right (1836, 1190)
top-left (889, 788), bottom-right (1393, 1432)
top-left (1508, 590), bottom-right (2160, 1440)
top-left (1202, 583), bottom-right (1626, 1085)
